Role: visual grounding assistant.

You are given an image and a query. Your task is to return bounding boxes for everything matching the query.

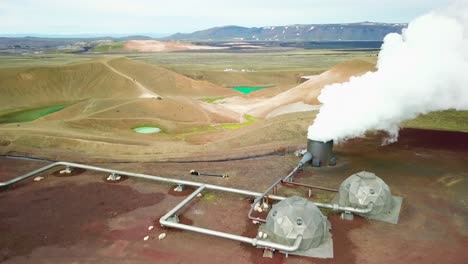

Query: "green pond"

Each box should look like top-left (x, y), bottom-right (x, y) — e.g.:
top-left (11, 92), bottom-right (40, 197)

top-left (133, 126), bottom-right (161, 134)
top-left (230, 86), bottom-right (270, 94)
top-left (0, 105), bottom-right (68, 124)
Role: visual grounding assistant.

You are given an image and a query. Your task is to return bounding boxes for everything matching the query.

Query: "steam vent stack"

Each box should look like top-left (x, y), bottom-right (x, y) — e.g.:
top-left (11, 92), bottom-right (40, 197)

top-left (306, 139), bottom-right (336, 167)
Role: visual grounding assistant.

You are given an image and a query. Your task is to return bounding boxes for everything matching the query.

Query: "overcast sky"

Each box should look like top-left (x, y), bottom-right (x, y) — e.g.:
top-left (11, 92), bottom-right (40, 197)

top-left (0, 0), bottom-right (451, 35)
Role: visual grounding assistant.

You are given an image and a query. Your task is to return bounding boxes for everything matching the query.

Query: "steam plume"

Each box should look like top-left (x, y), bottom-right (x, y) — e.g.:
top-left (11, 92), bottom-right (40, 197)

top-left (308, 2), bottom-right (468, 143)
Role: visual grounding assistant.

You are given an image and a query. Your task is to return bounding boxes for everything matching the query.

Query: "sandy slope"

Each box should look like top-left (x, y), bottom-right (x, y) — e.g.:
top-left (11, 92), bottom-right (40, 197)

top-left (86, 97), bottom-right (240, 124)
top-left (107, 57), bottom-right (237, 98)
top-left (0, 58), bottom-right (143, 110)
top-left (219, 60), bottom-right (375, 118)
top-left (0, 57), bottom-right (237, 112)
top-left (102, 60), bottom-right (160, 98)
top-left (0, 58), bottom-right (375, 160)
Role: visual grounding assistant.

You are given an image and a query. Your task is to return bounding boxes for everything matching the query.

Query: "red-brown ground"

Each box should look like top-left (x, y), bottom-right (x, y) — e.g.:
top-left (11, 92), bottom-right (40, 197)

top-left (0, 129), bottom-right (467, 264)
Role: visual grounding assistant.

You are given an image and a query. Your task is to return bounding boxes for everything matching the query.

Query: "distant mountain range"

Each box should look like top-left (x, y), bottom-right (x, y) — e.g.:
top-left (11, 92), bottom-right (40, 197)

top-left (166, 22), bottom-right (407, 41)
top-left (0, 33), bottom-right (169, 39)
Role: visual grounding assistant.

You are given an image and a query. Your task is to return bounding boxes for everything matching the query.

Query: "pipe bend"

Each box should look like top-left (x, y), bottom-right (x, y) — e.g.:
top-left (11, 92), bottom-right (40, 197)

top-left (0, 161), bottom-right (67, 187)
top-left (258, 235), bottom-right (303, 252)
top-left (298, 152), bottom-right (312, 167)
top-left (312, 201), bottom-right (374, 214)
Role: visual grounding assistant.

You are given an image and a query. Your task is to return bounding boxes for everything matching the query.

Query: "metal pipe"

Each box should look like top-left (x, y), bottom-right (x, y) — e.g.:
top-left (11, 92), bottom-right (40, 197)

top-left (160, 185), bottom-right (206, 221)
top-left (313, 201), bottom-right (374, 214)
top-left (0, 161), bottom-right (373, 215)
top-left (1, 160), bottom-right (371, 254)
top-left (160, 186), bottom-right (303, 252)
top-left (298, 152), bottom-right (312, 168)
top-left (161, 220), bottom-right (303, 252)
top-left (248, 164), bottom-right (302, 223)
top-left (247, 161), bottom-right (373, 222)
top-left (0, 162), bottom-right (284, 200)
top-left (190, 170), bottom-right (227, 178)
top-left (0, 162), bottom-right (61, 187)
top-left (196, 173), bottom-right (227, 178)
top-left (281, 181), bottom-right (338, 193)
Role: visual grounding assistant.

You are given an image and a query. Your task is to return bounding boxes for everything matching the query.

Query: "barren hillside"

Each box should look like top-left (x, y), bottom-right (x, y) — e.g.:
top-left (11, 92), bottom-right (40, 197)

top-left (219, 60), bottom-right (375, 118)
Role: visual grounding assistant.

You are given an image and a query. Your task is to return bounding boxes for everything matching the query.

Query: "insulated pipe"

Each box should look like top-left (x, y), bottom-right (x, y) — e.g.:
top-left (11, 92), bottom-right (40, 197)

top-left (160, 185), bottom-right (206, 221)
top-left (161, 220), bottom-right (303, 252)
top-left (248, 164), bottom-right (303, 223)
top-left (247, 152), bottom-right (373, 222)
top-left (0, 161), bottom-right (284, 200)
top-left (0, 162), bottom-right (60, 187)
top-left (160, 185), bottom-right (303, 252)
top-left (1, 161), bottom-right (371, 253)
top-left (0, 161), bottom-right (374, 215)
top-left (281, 181), bottom-right (339, 193)
top-left (298, 152), bottom-right (313, 167)
top-left (313, 201), bottom-right (374, 214)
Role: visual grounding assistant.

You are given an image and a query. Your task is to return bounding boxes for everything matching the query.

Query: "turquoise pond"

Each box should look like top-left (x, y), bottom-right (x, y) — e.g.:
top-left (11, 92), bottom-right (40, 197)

top-left (229, 86), bottom-right (271, 94)
top-left (132, 127), bottom-right (161, 134)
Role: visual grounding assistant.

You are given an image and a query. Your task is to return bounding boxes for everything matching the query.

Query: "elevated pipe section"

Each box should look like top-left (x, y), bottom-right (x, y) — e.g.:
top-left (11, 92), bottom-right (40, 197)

top-left (1, 161), bottom-right (374, 222)
top-left (281, 181), bottom-right (338, 192)
top-left (0, 161), bottom-right (284, 200)
top-left (248, 155), bottom-right (310, 223)
top-left (298, 152), bottom-right (313, 169)
top-left (160, 185), bottom-right (303, 252)
top-left (248, 153), bottom-right (373, 223)
top-left (313, 201), bottom-right (374, 214)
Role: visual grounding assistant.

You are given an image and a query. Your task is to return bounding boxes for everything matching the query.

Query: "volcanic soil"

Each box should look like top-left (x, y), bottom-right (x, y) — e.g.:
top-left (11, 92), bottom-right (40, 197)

top-left (0, 128), bottom-right (467, 264)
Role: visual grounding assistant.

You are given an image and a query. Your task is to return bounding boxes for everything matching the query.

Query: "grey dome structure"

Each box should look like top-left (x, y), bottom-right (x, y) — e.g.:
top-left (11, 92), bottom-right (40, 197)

top-left (337, 171), bottom-right (393, 216)
top-left (264, 196), bottom-right (327, 250)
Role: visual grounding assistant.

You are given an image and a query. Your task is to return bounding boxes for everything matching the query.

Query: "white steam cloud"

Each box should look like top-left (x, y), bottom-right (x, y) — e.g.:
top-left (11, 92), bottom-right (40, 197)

top-left (308, 1), bottom-right (468, 143)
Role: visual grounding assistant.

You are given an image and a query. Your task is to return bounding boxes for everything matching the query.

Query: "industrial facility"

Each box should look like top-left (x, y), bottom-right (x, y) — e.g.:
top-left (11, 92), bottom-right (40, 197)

top-left (0, 139), bottom-right (403, 259)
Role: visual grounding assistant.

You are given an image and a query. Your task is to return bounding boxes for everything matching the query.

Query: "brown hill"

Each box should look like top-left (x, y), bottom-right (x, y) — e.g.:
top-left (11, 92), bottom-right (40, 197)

top-left (0, 59), bottom-right (142, 110)
top-left (86, 97), bottom-right (240, 124)
top-left (0, 57), bottom-right (374, 161)
top-left (107, 57), bottom-right (237, 98)
top-left (219, 59), bottom-right (376, 118)
top-left (0, 57), bottom-right (237, 112)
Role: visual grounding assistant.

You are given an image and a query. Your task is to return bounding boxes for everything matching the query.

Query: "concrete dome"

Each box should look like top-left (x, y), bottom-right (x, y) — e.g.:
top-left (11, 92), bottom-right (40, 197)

top-left (337, 171), bottom-right (393, 216)
top-left (264, 196), bottom-right (326, 250)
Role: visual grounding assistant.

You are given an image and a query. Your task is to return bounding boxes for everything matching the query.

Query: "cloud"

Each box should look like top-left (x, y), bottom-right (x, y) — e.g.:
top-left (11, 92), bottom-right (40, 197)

top-left (0, 0), bottom-right (450, 34)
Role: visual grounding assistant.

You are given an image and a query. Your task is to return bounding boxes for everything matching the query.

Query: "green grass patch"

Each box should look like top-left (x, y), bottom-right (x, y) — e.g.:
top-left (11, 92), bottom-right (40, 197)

top-left (127, 50), bottom-right (377, 86)
top-left (175, 125), bottom-right (218, 137)
top-left (313, 192), bottom-right (336, 216)
top-left (92, 42), bottom-right (124, 52)
top-left (0, 105), bottom-right (69, 124)
top-left (0, 54), bottom-right (96, 68)
top-left (129, 49), bottom-right (377, 73)
top-left (201, 192), bottom-right (215, 201)
top-left (200, 97), bottom-right (225, 103)
top-left (218, 114), bottom-right (257, 130)
top-left (402, 110), bottom-right (468, 132)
